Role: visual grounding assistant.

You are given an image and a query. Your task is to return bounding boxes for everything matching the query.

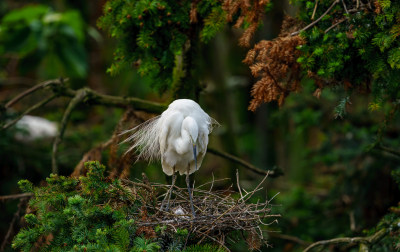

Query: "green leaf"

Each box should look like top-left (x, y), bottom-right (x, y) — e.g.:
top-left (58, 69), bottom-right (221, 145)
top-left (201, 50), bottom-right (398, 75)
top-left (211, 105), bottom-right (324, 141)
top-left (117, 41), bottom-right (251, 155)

top-left (60, 10), bottom-right (86, 42)
top-left (2, 5), bottom-right (49, 23)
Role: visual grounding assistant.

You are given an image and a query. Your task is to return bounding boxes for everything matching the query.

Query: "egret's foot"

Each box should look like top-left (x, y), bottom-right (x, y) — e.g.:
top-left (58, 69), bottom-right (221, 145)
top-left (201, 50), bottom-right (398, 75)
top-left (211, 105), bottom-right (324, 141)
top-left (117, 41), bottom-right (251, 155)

top-left (160, 198), bottom-right (170, 212)
top-left (160, 187), bottom-right (173, 212)
top-left (190, 207), bottom-right (196, 218)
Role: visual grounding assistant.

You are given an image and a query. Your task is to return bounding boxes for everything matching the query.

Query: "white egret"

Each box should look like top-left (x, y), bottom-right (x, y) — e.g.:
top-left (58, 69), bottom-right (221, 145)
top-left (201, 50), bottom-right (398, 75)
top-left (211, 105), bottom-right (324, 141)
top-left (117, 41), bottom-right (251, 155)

top-left (121, 99), bottom-right (218, 217)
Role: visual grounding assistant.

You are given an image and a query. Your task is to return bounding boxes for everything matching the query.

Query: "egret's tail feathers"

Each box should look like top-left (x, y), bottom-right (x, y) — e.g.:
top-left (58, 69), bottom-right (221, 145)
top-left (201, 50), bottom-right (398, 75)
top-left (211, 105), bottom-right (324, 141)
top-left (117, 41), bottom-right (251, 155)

top-left (120, 116), bottom-right (161, 162)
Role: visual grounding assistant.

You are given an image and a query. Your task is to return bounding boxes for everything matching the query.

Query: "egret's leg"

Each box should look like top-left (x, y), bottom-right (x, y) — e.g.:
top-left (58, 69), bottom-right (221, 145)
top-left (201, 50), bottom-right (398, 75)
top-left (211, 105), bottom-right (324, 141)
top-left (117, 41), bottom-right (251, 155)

top-left (192, 144), bottom-right (197, 171)
top-left (186, 167), bottom-right (196, 217)
top-left (161, 168), bottom-right (176, 212)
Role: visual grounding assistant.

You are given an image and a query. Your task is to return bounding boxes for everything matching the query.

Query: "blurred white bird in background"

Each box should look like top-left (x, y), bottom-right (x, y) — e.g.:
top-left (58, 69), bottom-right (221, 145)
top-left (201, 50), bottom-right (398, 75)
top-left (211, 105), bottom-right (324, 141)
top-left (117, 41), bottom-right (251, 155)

top-left (121, 99), bottom-right (218, 217)
top-left (15, 115), bottom-right (58, 141)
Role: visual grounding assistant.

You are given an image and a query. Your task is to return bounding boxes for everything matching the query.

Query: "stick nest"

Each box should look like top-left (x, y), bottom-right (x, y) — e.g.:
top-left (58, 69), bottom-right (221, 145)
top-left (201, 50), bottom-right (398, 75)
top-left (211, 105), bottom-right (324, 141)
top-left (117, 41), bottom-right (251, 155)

top-left (121, 172), bottom-right (279, 250)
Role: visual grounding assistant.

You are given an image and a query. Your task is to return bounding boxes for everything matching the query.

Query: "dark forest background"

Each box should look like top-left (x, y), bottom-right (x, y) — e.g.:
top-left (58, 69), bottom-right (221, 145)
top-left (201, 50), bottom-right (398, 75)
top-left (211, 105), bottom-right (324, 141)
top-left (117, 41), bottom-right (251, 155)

top-left (1, 0), bottom-right (399, 251)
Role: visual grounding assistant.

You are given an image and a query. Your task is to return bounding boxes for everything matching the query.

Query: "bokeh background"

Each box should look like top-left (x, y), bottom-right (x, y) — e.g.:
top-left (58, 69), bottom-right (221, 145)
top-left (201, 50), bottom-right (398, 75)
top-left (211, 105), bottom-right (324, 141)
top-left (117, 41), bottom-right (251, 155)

top-left (1, 0), bottom-right (399, 251)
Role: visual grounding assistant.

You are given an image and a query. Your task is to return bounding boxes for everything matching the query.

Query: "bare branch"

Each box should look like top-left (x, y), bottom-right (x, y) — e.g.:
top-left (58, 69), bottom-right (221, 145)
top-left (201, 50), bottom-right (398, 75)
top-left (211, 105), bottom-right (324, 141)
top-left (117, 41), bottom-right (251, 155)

top-left (375, 145), bottom-right (400, 158)
top-left (208, 147), bottom-right (283, 177)
top-left (52, 89), bottom-right (88, 174)
top-left (5, 78), bottom-right (65, 108)
top-left (56, 86), bottom-right (167, 114)
top-left (341, 0), bottom-right (349, 14)
top-left (311, 0), bottom-right (319, 20)
top-left (0, 193), bottom-right (33, 202)
top-left (267, 232), bottom-right (311, 246)
top-left (2, 94), bottom-right (57, 130)
top-left (325, 18), bottom-right (347, 33)
top-left (291, 0), bottom-right (340, 36)
top-left (303, 229), bottom-right (387, 252)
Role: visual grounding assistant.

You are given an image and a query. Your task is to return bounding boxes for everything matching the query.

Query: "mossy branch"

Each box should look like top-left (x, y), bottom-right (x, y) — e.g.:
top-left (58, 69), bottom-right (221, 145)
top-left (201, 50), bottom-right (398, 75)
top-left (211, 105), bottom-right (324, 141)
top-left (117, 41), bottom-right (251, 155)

top-left (5, 78), bottom-right (65, 108)
top-left (55, 85), bottom-right (167, 114)
top-left (303, 229), bottom-right (387, 252)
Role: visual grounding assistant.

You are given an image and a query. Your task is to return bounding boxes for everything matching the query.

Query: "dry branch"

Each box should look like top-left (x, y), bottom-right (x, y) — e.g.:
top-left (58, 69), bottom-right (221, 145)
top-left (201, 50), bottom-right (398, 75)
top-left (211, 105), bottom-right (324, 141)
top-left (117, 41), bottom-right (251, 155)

top-left (208, 147), bottom-right (282, 177)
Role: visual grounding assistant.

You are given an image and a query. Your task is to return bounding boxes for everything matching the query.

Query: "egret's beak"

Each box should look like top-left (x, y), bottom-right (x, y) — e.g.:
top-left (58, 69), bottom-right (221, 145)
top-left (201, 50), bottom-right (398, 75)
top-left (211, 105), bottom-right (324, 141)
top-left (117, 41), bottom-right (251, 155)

top-left (192, 144), bottom-right (197, 171)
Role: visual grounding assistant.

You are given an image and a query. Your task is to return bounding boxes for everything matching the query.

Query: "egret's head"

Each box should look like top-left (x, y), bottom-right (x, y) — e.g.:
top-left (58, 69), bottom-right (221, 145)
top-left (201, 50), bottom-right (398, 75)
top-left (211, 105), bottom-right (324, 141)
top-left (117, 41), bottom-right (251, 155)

top-left (182, 117), bottom-right (198, 145)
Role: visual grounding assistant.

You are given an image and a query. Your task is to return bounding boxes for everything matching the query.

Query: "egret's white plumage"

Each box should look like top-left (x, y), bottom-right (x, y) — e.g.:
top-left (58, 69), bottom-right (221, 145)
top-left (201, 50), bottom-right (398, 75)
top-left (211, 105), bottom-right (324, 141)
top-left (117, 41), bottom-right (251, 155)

top-left (122, 99), bottom-right (217, 175)
top-left (122, 99), bottom-right (217, 216)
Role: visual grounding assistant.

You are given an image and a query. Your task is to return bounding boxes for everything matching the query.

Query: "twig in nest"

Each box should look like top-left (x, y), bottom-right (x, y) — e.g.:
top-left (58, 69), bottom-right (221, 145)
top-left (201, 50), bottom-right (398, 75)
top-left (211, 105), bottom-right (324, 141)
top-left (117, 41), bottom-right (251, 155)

top-left (122, 173), bottom-right (279, 249)
top-left (196, 229), bottom-right (231, 252)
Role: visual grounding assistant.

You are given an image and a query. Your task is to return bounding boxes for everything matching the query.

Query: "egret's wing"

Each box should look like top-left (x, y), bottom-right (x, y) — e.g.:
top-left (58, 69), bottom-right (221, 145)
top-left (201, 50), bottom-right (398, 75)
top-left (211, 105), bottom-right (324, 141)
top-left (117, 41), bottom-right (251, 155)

top-left (160, 111), bottom-right (184, 176)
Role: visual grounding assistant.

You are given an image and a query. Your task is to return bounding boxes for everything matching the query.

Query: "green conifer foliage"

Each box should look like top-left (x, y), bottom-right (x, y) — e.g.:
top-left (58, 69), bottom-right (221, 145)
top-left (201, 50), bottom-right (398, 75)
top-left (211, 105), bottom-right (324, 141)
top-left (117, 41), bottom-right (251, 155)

top-left (97, 0), bottom-right (228, 96)
top-left (12, 161), bottom-right (226, 251)
top-left (294, 0), bottom-right (400, 104)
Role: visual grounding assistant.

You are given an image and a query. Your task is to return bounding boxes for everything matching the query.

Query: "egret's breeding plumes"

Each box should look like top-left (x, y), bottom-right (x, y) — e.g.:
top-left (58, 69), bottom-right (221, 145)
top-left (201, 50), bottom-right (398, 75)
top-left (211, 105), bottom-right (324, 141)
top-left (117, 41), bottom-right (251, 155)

top-left (121, 99), bottom-right (218, 217)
